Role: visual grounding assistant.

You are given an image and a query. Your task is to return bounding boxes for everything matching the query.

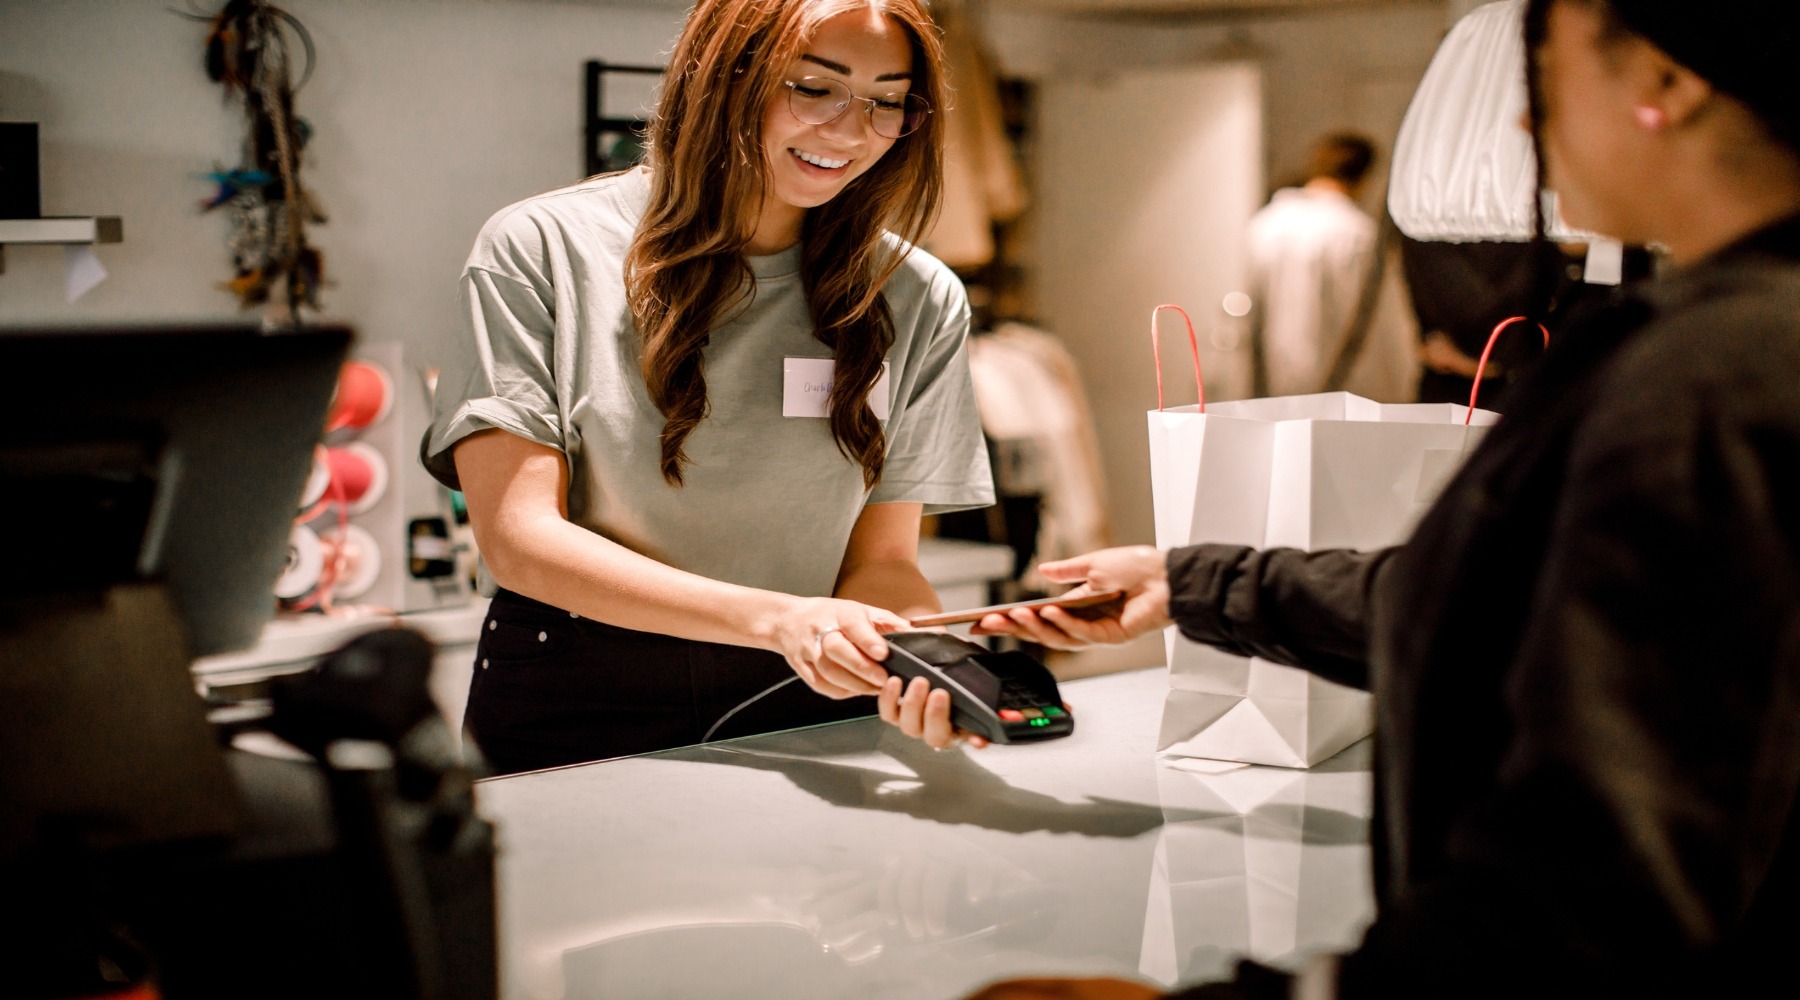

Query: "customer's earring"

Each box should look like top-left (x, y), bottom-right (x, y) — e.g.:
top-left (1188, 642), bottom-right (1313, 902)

top-left (1634, 105), bottom-right (1667, 131)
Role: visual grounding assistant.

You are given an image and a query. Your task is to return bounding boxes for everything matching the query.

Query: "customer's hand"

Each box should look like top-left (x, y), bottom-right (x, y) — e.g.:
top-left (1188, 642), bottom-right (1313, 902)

top-left (776, 598), bottom-right (909, 699)
top-left (971, 546), bottom-right (1172, 651)
top-left (964, 977), bottom-right (1162, 1000)
top-left (1420, 330), bottom-right (1502, 379)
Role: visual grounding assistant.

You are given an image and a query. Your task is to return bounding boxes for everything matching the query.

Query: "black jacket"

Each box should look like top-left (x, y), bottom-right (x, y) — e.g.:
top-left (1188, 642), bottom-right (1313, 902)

top-left (1166, 217), bottom-right (1800, 999)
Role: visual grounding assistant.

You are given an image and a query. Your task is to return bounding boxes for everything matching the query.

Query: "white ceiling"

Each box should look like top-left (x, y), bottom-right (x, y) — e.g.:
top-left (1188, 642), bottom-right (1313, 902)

top-left (554, 0), bottom-right (1440, 19)
top-left (991, 0), bottom-right (1435, 17)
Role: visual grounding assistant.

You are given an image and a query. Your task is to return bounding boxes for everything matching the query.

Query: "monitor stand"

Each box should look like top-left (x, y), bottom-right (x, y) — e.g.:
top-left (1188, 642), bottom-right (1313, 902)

top-left (1, 584), bottom-right (497, 1000)
top-left (0, 581), bottom-right (241, 859)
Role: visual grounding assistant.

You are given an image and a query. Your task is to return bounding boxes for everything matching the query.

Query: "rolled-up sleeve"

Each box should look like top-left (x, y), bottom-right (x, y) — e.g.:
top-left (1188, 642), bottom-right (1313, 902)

top-left (421, 265), bottom-right (565, 490)
top-left (867, 270), bottom-right (994, 515)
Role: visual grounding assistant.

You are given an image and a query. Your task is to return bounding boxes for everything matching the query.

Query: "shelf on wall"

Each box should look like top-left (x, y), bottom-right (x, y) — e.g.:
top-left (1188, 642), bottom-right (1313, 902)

top-left (0, 216), bottom-right (122, 273)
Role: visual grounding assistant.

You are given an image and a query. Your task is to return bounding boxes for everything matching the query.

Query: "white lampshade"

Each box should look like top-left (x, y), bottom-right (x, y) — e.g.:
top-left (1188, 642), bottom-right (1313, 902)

top-left (1388, 0), bottom-right (1601, 243)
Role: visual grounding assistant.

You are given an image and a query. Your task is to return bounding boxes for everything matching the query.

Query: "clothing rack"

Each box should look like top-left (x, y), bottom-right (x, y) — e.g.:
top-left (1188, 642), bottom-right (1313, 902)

top-left (583, 60), bottom-right (664, 177)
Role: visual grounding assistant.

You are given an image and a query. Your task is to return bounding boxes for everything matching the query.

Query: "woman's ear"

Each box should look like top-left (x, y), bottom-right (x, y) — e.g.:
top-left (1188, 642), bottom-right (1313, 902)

top-left (1636, 47), bottom-right (1714, 131)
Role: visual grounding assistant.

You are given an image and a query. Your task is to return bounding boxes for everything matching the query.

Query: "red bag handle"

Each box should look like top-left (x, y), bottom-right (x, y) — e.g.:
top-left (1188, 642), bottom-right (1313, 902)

top-left (1466, 316), bottom-right (1551, 424)
top-left (1151, 304), bottom-right (1205, 413)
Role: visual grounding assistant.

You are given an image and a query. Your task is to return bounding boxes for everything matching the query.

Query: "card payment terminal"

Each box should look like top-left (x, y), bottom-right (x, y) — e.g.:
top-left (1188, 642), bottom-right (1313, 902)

top-left (883, 632), bottom-right (1074, 744)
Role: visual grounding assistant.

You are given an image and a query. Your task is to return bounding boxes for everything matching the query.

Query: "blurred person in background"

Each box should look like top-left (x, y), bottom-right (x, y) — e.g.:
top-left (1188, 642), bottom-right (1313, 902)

top-left (1246, 132), bottom-right (1417, 402)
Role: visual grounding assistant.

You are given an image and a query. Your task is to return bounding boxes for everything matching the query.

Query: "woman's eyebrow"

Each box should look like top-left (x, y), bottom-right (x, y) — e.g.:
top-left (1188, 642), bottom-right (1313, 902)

top-left (799, 53), bottom-right (913, 82)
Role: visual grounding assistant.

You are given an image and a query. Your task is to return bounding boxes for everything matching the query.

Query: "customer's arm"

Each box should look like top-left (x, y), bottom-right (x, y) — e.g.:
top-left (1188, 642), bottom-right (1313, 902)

top-left (975, 543), bottom-right (1391, 693)
top-left (1162, 544), bottom-right (1392, 691)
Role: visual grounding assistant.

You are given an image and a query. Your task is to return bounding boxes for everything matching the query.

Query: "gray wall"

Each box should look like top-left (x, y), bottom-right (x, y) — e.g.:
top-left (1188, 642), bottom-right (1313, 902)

top-left (1445, 0), bottom-right (1491, 25)
top-left (2, 0), bottom-right (1450, 617)
top-left (0, 0), bottom-right (685, 368)
top-left (982, 2), bottom-right (1450, 221)
top-left (3, 0), bottom-right (1447, 373)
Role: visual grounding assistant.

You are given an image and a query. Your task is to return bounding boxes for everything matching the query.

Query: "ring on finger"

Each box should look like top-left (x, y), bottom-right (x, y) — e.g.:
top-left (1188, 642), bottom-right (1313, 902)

top-left (814, 626), bottom-right (844, 658)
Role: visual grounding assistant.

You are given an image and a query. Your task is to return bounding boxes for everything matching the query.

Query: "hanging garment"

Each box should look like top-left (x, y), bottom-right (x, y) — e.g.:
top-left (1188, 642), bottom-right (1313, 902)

top-left (966, 323), bottom-right (1111, 590)
top-left (923, 3), bottom-right (1027, 269)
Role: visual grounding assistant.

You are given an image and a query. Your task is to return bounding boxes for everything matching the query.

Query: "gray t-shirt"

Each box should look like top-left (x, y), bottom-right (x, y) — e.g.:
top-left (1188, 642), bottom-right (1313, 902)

top-left (423, 167), bottom-right (993, 599)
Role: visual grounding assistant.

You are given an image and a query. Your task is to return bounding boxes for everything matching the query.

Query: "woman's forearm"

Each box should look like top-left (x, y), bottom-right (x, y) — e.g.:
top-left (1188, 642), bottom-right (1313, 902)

top-left (483, 510), bottom-right (801, 651)
top-left (832, 557), bottom-right (941, 622)
top-left (457, 430), bottom-right (814, 651)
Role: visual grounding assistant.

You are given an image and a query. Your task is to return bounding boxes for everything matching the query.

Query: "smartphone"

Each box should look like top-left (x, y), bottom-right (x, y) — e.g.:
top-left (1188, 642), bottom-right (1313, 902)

top-left (907, 589), bottom-right (1127, 628)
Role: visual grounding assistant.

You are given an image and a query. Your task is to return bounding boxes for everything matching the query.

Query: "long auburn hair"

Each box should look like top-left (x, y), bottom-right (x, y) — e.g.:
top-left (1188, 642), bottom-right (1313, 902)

top-left (625, 0), bottom-right (948, 487)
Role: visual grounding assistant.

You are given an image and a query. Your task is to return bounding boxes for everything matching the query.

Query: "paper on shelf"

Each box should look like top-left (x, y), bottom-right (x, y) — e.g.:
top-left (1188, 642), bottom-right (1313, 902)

top-left (64, 244), bottom-right (106, 302)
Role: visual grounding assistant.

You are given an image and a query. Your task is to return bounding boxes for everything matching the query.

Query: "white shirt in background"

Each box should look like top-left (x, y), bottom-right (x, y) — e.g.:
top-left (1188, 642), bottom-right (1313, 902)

top-left (1246, 186), bottom-right (1419, 401)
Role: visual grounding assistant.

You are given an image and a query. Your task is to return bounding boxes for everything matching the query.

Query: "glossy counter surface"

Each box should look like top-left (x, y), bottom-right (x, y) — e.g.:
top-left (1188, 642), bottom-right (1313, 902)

top-left (477, 666), bottom-right (1375, 1000)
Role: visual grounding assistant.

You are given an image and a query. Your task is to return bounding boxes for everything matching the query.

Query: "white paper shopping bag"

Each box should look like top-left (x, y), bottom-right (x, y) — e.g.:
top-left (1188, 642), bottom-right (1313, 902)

top-left (1146, 305), bottom-right (1502, 767)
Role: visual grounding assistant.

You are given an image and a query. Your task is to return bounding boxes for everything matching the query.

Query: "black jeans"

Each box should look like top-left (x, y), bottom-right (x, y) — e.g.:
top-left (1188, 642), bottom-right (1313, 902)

top-left (464, 589), bottom-right (875, 775)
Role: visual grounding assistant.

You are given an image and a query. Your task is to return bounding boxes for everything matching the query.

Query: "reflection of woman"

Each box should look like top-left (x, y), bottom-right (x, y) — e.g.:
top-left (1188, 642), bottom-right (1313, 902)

top-left (423, 0), bottom-right (993, 775)
top-left (972, 2), bottom-right (1800, 997)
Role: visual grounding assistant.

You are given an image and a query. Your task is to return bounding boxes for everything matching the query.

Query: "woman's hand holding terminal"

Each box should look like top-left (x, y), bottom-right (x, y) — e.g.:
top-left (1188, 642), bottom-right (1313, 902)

top-left (971, 546), bottom-right (1172, 651)
top-left (878, 671), bottom-right (991, 752)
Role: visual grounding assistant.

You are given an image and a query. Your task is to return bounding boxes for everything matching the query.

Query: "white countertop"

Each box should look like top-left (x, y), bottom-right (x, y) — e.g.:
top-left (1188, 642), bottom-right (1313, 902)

top-left (476, 666), bottom-right (1375, 1000)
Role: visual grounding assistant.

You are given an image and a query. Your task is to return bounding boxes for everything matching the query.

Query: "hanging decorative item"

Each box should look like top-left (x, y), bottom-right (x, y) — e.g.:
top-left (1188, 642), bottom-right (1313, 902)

top-left (185, 0), bottom-right (326, 319)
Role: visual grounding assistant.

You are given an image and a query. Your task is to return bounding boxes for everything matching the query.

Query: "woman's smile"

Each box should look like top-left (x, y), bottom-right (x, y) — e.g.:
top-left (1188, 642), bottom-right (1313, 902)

top-left (791, 148), bottom-right (851, 171)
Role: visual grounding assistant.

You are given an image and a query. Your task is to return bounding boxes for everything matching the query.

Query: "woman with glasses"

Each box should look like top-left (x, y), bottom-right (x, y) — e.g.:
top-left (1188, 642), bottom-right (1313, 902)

top-left (971, 1), bottom-right (1800, 998)
top-left (423, 0), bottom-right (992, 775)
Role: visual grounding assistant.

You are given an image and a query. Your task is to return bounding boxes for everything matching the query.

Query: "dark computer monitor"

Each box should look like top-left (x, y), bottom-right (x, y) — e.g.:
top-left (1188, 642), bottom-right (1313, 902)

top-left (1, 321), bottom-right (353, 655)
top-left (0, 323), bottom-right (497, 1000)
top-left (0, 321), bottom-right (351, 857)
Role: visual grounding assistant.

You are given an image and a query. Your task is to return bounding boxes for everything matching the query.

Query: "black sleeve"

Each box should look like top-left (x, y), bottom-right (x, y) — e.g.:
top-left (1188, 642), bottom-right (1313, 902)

top-left (1164, 544), bottom-right (1393, 691)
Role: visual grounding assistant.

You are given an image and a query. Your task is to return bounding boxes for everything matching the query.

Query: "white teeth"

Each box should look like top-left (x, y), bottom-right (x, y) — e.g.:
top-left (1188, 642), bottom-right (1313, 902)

top-left (795, 150), bottom-right (849, 169)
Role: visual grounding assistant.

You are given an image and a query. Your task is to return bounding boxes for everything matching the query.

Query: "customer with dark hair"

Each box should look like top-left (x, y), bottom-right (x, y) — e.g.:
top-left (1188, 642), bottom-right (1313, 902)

top-left (1245, 132), bottom-right (1418, 401)
top-left (969, 1), bottom-right (1800, 996)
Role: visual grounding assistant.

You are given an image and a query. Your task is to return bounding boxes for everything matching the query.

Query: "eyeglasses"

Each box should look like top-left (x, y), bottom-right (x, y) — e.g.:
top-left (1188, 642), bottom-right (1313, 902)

top-left (783, 77), bottom-right (930, 139)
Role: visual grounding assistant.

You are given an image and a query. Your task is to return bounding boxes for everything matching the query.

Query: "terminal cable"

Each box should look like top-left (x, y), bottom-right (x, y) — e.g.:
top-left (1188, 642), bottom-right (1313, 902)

top-left (702, 675), bottom-right (799, 744)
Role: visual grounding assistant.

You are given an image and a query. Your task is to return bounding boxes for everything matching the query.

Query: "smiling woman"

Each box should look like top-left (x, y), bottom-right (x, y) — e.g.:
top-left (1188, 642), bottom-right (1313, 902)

top-left (421, 0), bottom-right (994, 775)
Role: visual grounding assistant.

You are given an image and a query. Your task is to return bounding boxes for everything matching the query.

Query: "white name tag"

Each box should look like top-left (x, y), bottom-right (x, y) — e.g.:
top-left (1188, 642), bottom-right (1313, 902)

top-left (1583, 236), bottom-right (1625, 286)
top-left (782, 357), bottom-right (891, 420)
